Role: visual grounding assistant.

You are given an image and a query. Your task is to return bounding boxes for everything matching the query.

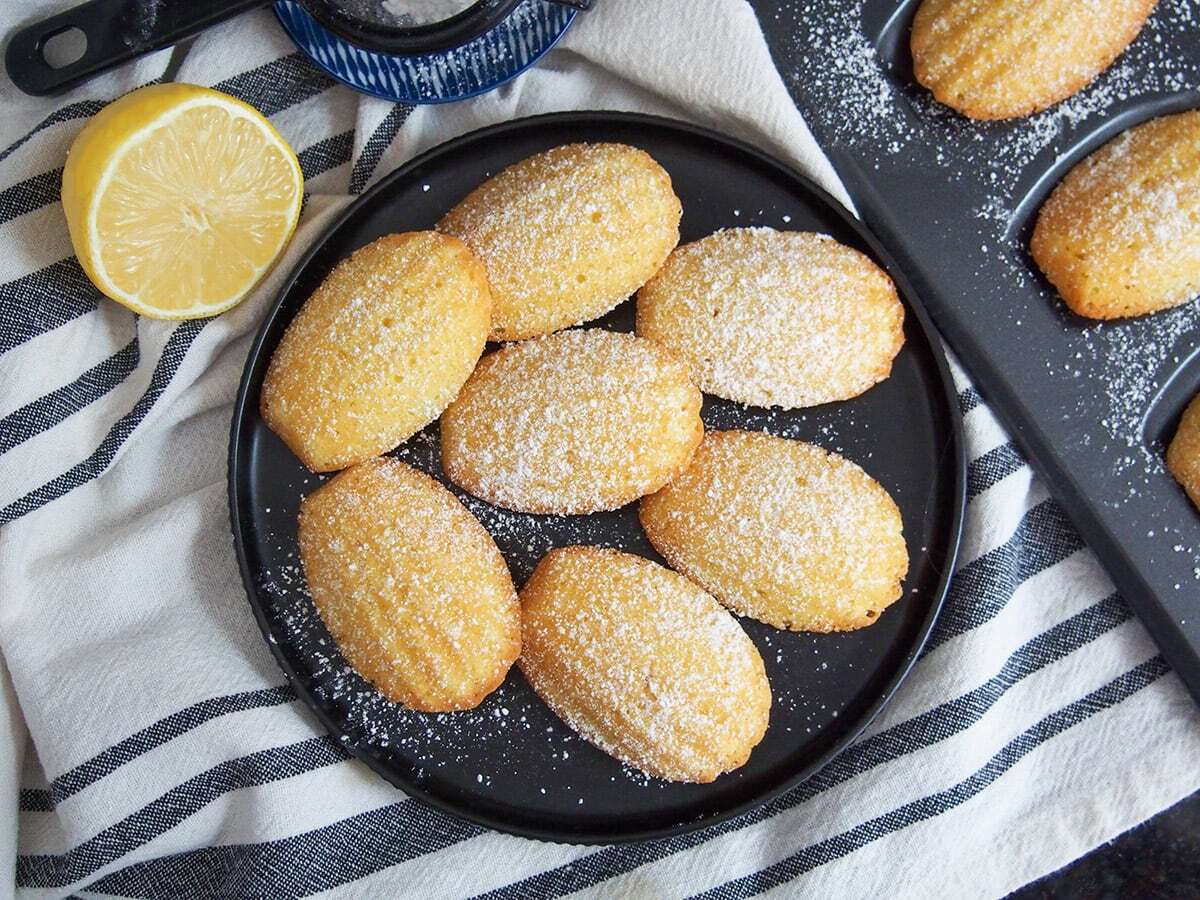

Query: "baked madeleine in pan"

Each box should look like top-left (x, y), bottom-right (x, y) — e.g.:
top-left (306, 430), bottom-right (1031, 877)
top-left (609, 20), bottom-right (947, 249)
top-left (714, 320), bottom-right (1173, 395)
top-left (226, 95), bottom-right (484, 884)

top-left (1168, 393), bottom-right (1200, 511)
top-left (1032, 110), bottom-right (1200, 320)
top-left (911, 0), bottom-right (1157, 120)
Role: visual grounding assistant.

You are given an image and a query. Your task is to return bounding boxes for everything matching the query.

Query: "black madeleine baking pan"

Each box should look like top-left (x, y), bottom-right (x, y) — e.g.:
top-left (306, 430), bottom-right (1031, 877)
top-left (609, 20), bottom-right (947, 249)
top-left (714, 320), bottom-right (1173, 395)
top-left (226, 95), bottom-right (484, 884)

top-left (781, 0), bottom-right (1200, 701)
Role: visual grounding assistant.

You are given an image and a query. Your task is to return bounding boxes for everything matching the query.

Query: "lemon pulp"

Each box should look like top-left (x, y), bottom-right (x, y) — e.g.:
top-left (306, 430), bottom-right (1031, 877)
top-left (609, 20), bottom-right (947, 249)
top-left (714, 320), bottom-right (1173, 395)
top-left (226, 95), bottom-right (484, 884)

top-left (62, 84), bottom-right (303, 319)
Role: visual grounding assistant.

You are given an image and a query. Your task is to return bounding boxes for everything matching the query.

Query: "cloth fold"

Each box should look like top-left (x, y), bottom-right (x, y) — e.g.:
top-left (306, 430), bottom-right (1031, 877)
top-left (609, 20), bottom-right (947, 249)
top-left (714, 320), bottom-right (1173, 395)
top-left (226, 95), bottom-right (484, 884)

top-left (1, 1), bottom-right (1197, 897)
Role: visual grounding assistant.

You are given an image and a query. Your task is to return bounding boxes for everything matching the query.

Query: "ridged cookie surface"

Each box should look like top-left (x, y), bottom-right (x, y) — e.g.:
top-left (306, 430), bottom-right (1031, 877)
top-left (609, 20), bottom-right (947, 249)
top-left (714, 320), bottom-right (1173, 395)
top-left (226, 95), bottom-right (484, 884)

top-left (298, 458), bottom-right (520, 712)
top-left (261, 232), bottom-right (491, 472)
top-left (636, 229), bottom-right (904, 409)
top-left (640, 430), bottom-right (908, 632)
top-left (519, 546), bottom-right (770, 783)
top-left (440, 329), bottom-right (703, 514)
top-left (1168, 393), bottom-right (1200, 511)
top-left (911, 0), bottom-right (1156, 120)
top-left (1031, 110), bottom-right (1200, 320)
top-left (439, 143), bottom-right (681, 341)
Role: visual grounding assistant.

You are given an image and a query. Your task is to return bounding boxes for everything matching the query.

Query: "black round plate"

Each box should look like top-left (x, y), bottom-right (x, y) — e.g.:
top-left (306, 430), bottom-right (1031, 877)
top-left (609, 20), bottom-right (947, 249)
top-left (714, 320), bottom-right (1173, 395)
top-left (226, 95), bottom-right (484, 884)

top-left (228, 112), bottom-right (966, 843)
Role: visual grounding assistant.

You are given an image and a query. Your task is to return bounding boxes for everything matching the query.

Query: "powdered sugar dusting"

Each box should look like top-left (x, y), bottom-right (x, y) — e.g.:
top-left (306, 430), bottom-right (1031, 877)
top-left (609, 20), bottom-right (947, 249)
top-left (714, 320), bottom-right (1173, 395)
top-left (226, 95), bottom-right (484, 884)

top-left (1031, 111), bottom-right (1200, 319)
top-left (519, 547), bottom-right (771, 783)
top-left (439, 142), bottom-right (681, 340)
top-left (638, 228), bottom-right (905, 409)
top-left (297, 459), bottom-right (519, 711)
top-left (439, 329), bottom-right (702, 515)
top-left (642, 430), bottom-right (908, 632)
top-left (910, 0), bottom-right (1158, 120)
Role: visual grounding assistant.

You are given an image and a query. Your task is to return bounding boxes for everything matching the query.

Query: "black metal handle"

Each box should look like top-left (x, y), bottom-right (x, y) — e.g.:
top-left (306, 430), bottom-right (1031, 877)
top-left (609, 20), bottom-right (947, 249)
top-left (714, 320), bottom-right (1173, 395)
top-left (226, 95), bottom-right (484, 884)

top-left (4, 0), bottom-right (268, 96)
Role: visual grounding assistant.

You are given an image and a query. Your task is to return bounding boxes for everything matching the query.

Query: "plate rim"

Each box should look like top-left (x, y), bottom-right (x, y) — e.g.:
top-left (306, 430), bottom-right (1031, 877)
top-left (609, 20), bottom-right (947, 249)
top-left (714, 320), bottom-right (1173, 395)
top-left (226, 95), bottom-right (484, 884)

top-left (227, 110), bottom-right (968, 844)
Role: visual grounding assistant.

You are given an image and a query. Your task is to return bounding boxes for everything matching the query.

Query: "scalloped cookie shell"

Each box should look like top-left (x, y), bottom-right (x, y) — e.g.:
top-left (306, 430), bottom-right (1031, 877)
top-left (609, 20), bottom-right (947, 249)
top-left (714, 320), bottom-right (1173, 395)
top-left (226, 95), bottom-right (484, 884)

top-left (640, 429), bottom-right (909, 632)
top-left (298, 458), bottom-right (520, 712)
top-left (518, 546), bottom-right (771, 783)
top-left (439, 329), bottom-right (703, 515)
top-left (636, 228), bottom-right (904, 409)
top-left (260, 231), bottom-right (491, 472)
top-left (438, 142), bottom-right (682, 341)
top-left (1031, 110), bottom-right (1200, 320)
top-left (911, 0), bottom-right (1157, 120)
top-left (1168, 393), bottom-right (1200, 511)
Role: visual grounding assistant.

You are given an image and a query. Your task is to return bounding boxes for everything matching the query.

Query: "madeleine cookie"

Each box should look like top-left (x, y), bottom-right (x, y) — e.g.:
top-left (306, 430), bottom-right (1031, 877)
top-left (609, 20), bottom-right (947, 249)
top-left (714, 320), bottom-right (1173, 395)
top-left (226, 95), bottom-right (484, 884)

top-left (261, 232), bottom-right (491, 472)
top-left (636, 229), bottom-right (904, 409)
top-left (439, 143), bottom-right (681, 341)
top-left (640, 430), bottom-right (908, 632)
top-left (911, 0), bottom-right (1156, 120)
top-left (440, 329), bottom-right (703, 514)
top-left (298, 458), bottom-right (520, 711)
top-left (519, 546), bottom-right (770, 783)
top-left (1168, 393), bottom-right (1200, 511)
top-left (1031, 110), bottom-right (1200, 320)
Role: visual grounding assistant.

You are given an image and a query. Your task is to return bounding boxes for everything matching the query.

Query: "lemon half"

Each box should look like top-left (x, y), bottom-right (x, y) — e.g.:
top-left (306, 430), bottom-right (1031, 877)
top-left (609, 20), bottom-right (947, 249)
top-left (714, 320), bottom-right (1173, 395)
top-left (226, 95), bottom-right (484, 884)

top-left (62, 83), bottom-right (303, 319)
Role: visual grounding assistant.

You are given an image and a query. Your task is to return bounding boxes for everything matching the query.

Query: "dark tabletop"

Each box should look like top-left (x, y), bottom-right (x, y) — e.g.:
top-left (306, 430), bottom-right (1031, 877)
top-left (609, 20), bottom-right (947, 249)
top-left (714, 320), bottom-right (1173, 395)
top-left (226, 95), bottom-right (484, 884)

top-left (747, 1), bottom-right (1200, 896)
top-left (1009, 793), bottom-right (1200, 899)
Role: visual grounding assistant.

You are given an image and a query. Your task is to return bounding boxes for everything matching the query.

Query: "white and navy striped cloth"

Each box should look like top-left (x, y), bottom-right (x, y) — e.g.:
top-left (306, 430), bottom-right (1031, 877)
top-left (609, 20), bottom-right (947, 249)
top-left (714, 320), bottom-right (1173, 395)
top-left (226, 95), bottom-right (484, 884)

top-left (2, 1), bottom-right (1199, 897)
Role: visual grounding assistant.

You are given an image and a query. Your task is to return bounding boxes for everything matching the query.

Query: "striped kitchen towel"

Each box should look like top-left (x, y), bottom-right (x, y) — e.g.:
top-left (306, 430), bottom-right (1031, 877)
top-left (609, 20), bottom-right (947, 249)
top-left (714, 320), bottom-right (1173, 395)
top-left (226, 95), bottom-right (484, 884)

top-left (2, 0), bottom-right (1199, 897)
